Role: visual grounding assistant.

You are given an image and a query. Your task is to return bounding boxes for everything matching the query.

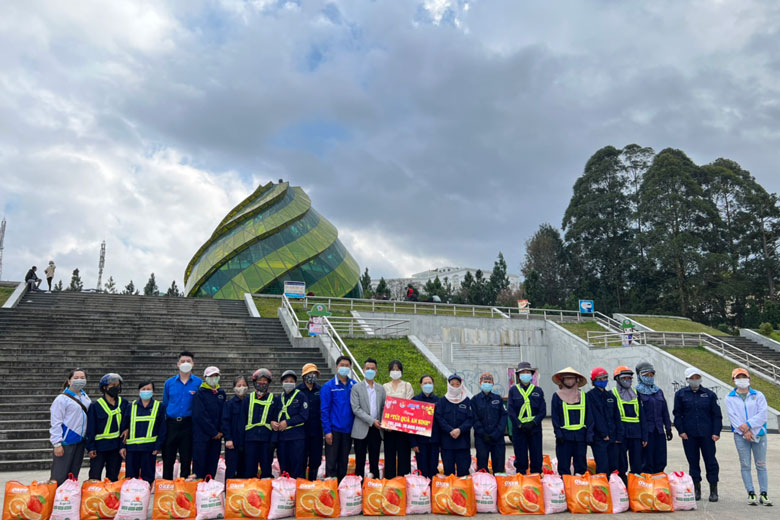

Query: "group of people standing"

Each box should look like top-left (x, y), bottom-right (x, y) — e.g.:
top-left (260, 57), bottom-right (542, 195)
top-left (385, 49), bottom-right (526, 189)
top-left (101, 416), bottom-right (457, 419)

top-left (25, 261), bottom-right (56, 292)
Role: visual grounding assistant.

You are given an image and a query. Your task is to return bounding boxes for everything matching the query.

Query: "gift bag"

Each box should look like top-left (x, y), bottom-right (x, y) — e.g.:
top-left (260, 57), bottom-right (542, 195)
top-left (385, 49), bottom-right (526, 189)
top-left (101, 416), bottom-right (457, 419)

top-left (586, 459), bottom-right (597, 475)
top-left (115, 479), bottom-right (151, 520)
top-left (540, 472), bottom-right (566, 514)
top-left (316, 459), bottom-right (327, 480)
top-left (468, 457), bottom-right (477, 475)
top-left (361, 478), bottom-right (405, 516)
top-left (272, 459), bottom-right (281, 479)
top-left (588, 474), bottom-right (612, 513)
top-left (562, 474), bottom-right (612, 514)
top-left (472, 471), bottom-right (498, 514)
top-left (627, 473), bottom-right (673, 513)
top-left (225, 479), bottom-right (272, 520)
top-left (431, 475), bottom-right (476, 517)
top-left (195, 478), bottom-right (224, 520)
top-left (3, 480), bottom-right (57, 520)
top-left (270, 475), bottom-right (297, 520)
top-left (667, 472), bottom-right (696, 511)
top-left (52, 475), bottom-right (82, 520)
top-left (336, 476), bottom-right (362, 518)
top-left (608, 472), bottom-right (628, 514)
top-left (295, 479), bottom-right (339, 519)
top-left (215, 459), bottom-right (227, 484)
top-left (152, 479), bottom-right (198, 520)
top-left (81, 480), bottom-right (124, 520)
top-left (496, 474), bottom-right (544, 515)
top-left (404, 472), bottom-right (431, 515)
top-left (504, 457), bottom-right (517, 476)
top-left (156, 461), bottom-right (181, 480)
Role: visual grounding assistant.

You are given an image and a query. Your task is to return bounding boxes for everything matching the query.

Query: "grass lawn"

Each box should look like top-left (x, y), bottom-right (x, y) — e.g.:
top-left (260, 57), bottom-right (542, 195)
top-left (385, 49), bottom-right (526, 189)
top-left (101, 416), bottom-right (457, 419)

top-left (560, 322), bottom-right (609, 342)
top-left (663, 347), bottom-right (780, 410)
top-left (254, 297), bottom-right (283, 318)
top-left (768, 331), bottom-right (780, 343)
top-left (629, 316), bottom-right (728, 336)
top-left (0, 285), bottom-right (16, 306)
top-left (345, 338), bottom-right (448, 396)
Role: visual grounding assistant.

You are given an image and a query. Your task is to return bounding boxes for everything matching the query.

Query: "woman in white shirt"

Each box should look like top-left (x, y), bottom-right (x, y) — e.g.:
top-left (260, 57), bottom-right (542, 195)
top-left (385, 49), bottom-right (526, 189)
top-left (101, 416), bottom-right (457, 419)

top-left (50, 369), bottom-right (92, 484)
top-left (382, 360), bottom-right (414, 478)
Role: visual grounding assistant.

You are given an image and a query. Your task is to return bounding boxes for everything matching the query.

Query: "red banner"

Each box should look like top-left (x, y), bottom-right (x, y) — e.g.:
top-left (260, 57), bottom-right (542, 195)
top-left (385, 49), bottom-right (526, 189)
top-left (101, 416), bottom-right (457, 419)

top-left (381, 397), bottom-right (435, 437)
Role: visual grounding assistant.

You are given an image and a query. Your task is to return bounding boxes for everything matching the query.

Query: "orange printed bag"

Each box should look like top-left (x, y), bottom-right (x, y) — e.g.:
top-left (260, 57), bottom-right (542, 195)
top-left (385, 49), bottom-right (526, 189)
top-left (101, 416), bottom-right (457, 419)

top-left (81, 479), bottom-right (124, 520)
top-left (225, 479), bottom-right (273, 520)
top-left (3, 480), bottom-right (57, 520)
top-left (562, 473), bottom-right (612, 514)
top-left (362, 478), bottom-right (406, 516)
top-left (628, 473), bottom-right (673, 513)
top-left (431, 475), bottom-right (476, 517)
top-left (152, 479), bottom-right (198, 520)
top-left (586, 459), bottom-right (597, 475)
top-left (524, 455), bottom-right (554, 475)
top-left (496, 474), bottom-right (544, 515)
top-left (295, 479), bottom-right (339, 519)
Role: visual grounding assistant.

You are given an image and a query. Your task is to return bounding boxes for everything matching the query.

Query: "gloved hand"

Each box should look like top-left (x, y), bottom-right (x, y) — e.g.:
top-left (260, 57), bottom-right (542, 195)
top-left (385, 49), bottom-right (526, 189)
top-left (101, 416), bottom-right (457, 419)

top-left (521, 421), bottom-right (535, 432)
top-left (666, 430), bottom-right (673, 441)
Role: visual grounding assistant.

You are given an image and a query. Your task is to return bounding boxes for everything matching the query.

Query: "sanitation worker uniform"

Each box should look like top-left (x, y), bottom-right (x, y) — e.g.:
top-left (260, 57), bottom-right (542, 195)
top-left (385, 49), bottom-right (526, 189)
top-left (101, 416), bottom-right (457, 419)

top-left (435, 397), bottom-right (473, 476)
top-left (192, 384), bottom-right (227, 479)
top-left (241, 391), bottom-right (279, 478)
top-left (551, 391), bottom-right (594, 475)
top-left (614, 387), bottom-right (647, 481)
top-left (410, 391), bottom-right (440, 479)
top-left (472, 390), bottom-right (507, 473)
top-left (86, 396), bottom-right (130, 481)
top-left (507, 383), bottom-right (546, 474)
top-left (275, 389), bottom-right (309, 478)
top-left (221, 394), bottom-right (246, 480)
top-left (673, 386), bottom-right (722, 486)
top-left (121, 399), bottom-right (167, 485)
top-left (297, 380), bottom-right (323, 480)
top-left (586, 386), bottom-right (620, 474)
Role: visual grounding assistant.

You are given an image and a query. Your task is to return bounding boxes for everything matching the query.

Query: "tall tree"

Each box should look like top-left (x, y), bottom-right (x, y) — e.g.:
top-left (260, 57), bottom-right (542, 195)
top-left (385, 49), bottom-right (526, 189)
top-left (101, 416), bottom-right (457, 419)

top-left (488, 252), bottom-right (510, 304)
top-left (53, 280), bottom-right (63, 292)
top-left (360, 268), bottom-right (373, 298)
top-left (123, 280), bottom-right (139, 295)
top-left (374, 277), bottom-right (390, 299)
top-left (103, 276), bottom-right (117, 294)
top-left (66, 269), bottom-right (84, 292)
top-left (620, 144), bottom-right (655, 259)
top-left (521, 224), bottom-right (568, 308)
top-left (144, 273), bottom-right (159, 296)
top-left (166, 280), bottom-right (181, 297)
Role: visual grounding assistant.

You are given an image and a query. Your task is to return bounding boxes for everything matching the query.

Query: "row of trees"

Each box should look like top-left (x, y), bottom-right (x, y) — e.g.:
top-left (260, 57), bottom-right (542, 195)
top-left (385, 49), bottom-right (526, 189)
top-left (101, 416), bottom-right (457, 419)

top-left (52, 269), bottom-right (183, 297)
top-left (522, 145), bottom-right (780, 328)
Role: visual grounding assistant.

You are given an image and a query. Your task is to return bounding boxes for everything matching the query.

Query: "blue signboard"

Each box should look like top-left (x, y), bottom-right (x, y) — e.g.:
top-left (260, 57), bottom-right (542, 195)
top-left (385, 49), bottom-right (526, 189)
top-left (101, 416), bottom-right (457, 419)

top-left (284, 281), bottom-right (306, 298)
top-left (579, 299), bottom-right (595, 314)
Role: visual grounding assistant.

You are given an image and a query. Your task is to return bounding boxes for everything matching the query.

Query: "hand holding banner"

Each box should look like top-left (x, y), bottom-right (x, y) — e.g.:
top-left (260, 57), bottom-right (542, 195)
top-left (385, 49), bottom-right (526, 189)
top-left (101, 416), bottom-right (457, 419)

top-left (381, 397), bottom-right (435, 437)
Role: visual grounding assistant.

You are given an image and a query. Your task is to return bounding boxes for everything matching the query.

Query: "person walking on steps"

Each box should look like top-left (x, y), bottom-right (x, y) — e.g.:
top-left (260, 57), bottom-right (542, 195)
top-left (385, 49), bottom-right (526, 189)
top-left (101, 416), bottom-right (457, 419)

top-left (273, 370), bottom-right (309, 478)
top-left (297, 363), bottom-right (323, 480)
top-left (436, 374), bottom-right (473, 476)
top-left (507, 361), bottom-right (546, 475)
top-left (551, 367), bottom-right (593, 475)
top-left (121, 381), bottom-right (166, 486)
top-left (321, 356), bottom-right (356, 481)
top-left (242, 368), bottom-right (279, 478)
top-left (86, 373), bottom-right (129, 481)
top-left (162, 351), bottom-right (201, 479)
top-left (672, 367), bottom-right (721, 502)
top-left (382, 360), bottom-right (414, 478)
top-left (635, 362), bottom-right (673, 474)
top-left (613, 366), bottom-right (647, 483)
top-left (44, 261), bottom-right (56, 292)
top-left (725, 368), bottom-right (772, 506)
top-left (191, 366), bottom-right (226, 479)
top-left (411, 375), bottom-right (440, 479)
top-left (50, 369), bottom-right (91, 484)
top-left (586, 367), bottom-right (619, 475)
top-left (222, 375), bottom-right (249, 480)
top-left (351, 359), bottom-right (385, 480)
top-left (472, 372), bottom-right (507, 473)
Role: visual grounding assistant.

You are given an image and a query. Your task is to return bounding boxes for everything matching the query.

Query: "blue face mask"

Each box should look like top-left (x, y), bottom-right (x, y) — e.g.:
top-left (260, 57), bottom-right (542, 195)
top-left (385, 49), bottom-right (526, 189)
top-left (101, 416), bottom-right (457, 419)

top-left (338, 366), bottom-right (351, 377)
top-left (364, 369), bottom-right (376, 381)
top-left (422, 383), bottom-right (434, 395)
top-left (640, 375), bottom-right (655, 386)
top-left (593, 380), bottom-right (608, 389)
top-left (481, 382), bottom-right (493, 393)
top-left (139, 390), bottom-right (153, 400)
top-left (519, 373), bottom-right (533, 385)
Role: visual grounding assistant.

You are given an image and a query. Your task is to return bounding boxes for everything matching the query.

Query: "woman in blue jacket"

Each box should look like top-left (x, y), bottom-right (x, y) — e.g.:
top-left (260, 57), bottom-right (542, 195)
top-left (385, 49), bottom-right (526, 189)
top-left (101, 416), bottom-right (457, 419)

top-left (86, 373), bottom-right (129, 481)
top-left (191, 366), bottom-right (227, 479)
top-left (50, 368), bottom-right (91, 484)
top-left (221, 375), bottom-right (249, 480)
top-left (411, 375), bottom-right (440, 479)
top-left (551, 367), bottom-right (593, 475)
top-left (435, 374), bottom-right (472, 476)
top-left (121, 380), bottom-right (167, 486)
top-left (635, 362), bottom-right (672, 474)
top-left (272, 370), bottom-right (309, 478)
top-left (242, 368), bottom-right (280, 478)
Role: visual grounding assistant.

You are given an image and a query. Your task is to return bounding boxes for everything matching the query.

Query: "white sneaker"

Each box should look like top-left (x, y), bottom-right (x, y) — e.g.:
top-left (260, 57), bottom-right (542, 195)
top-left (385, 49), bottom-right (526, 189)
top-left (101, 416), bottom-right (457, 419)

top-left (748, 492), bottom-right (758, 505)
top-left (760, 493), bottom-right (772, 506)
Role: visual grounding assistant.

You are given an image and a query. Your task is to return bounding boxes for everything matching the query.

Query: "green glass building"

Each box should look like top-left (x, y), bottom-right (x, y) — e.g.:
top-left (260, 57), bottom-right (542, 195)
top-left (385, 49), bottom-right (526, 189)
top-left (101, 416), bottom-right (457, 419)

top-left (184, 181), bottom-right (363, 299)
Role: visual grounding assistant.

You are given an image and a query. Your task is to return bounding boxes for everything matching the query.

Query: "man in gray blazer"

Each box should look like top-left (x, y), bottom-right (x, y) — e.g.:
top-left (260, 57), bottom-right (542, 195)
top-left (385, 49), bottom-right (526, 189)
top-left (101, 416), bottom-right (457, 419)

top-left (351, 358), bottom-right (386, 479)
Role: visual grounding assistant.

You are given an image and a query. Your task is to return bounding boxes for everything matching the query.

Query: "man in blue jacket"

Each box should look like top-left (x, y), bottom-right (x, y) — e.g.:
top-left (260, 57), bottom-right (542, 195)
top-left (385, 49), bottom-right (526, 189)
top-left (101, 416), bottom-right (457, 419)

top-left (586, 367), bottom-right (620, 475)
top-left (297, 363), bottom-right (323, 480)
top-left (162, 351), bottom-right (201, 479)
top-left (472, 372), bottom-right (507, 473)
top-left (507, 362), bottom-right (546, 475)
top-left (320, 356), bottom-right (356, 481)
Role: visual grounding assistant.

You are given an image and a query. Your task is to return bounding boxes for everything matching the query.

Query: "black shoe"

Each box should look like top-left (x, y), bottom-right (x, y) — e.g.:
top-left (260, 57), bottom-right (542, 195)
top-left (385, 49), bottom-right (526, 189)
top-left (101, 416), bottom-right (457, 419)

top-left (709, 483), bottom-right (718, 502)
top-left (694, 482), bottom-right (701, 501)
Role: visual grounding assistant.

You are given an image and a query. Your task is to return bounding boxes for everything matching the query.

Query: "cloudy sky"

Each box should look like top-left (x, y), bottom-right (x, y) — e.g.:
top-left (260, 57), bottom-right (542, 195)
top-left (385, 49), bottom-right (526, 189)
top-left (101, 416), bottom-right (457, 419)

top-left (2, 0), bottom-right (780, 291)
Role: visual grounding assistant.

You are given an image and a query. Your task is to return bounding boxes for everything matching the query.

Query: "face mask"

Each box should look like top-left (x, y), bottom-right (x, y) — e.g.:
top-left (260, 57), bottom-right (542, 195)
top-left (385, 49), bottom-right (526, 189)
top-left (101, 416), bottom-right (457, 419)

top-left (234, 386), bottom-right (248, 396)
top-left (687, 378), bottom-right (701, 389)
top-left (618, 378), bottom-right (633, 389)
top-left (106, 386), bottom-right (121, 398)
top-left (640, 375), bottom-right (655, 386)
top-left (304, 374), bottom-right (318, 385)
top-left (338, 366), bottom-right (351, 377)
top-left (364, 369), bottom-right (376, 381)
top-left (446, 383), bottom-right (461, 399)
top-left (254, 381), bottom-right (269, 393)
top-left (594, 380), bottom-right (608, 389)
top-left (70, 379), bottom-right (87, 391)
top-left (282, 382), bottom-right (296, 393)
top-left (422, 383), bottom-right (434, 395)
top-left (481, 382), bottom-right (493, 393)
top-left (389, 370), bottom-right (402, 380)
top-left (179, 362), bottom-right (193, 374)
top-left (206, 376), bottom-right (220, 387)
top-left (518, 373), bottom-right (533, 385)
top-left (139, 390), bottom-right (153, 400)
top-left (735, 378), bottom-right (750, 389)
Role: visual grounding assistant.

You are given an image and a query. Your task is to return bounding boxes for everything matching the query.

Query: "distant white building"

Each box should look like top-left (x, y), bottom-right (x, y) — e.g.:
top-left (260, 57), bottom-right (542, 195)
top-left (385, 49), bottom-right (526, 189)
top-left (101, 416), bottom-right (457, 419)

top-left (371, 266), bottom-right (521, 300)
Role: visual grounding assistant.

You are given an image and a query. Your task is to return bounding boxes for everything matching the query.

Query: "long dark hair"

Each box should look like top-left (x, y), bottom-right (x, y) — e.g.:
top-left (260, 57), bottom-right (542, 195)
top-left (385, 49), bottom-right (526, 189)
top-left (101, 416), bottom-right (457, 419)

top-left (62, 368), bottom-right (85, 391)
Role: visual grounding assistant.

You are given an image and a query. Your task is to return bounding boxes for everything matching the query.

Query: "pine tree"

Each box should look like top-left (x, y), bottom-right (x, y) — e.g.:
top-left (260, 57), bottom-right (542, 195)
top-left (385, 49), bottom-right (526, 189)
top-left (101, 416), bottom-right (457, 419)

top-left (66, 269), bottom-right (84, 292)
top-left (144, 273), bottom-right (159, 296)
top-left (53, 280), bottom-right (63, 292)
top-left (360, 268), bottom-right (373, 298)
top-left (166, 280), bottom-right (181, 297)
top-left (488, 252), bottom-right (510, 304)
top-left (103, 276), bottom-right (117, 294)
top-left (375, 277), bottom-right (389, 299)
top-left (123, 280), bottom-right (139, 295)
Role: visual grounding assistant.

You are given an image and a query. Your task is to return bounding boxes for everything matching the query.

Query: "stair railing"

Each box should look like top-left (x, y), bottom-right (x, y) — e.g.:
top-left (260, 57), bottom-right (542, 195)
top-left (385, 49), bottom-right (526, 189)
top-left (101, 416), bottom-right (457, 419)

top-left (322, 315), bottom-right (364, 382)
top-left (593, 311), bottom-right (622, 331)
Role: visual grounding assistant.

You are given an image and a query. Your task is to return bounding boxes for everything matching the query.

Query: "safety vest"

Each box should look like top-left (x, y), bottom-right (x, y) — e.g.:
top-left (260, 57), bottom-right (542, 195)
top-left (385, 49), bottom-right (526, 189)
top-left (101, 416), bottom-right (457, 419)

top-left (561, 391), bottom-right (586, 430)
top-left (246, 392), bottom-right (274, 431)
top-left (515, 384), bottom-right (536, 423)
top-left (612, 387), bottom-right (640, 423)
top-left (278, 390), bottom-right (303, 429)
top-left (127, 400), bottom-right (160, 445)
top-left (94, 397), bottom-right (123, 440)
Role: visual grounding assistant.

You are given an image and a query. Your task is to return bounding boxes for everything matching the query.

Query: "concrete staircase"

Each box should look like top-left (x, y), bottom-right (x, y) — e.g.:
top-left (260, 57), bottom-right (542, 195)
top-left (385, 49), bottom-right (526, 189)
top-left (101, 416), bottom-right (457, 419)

top-left (722, 335), bottom-right (780, 376)
top-left (0, 291), bottom-right (332, 472)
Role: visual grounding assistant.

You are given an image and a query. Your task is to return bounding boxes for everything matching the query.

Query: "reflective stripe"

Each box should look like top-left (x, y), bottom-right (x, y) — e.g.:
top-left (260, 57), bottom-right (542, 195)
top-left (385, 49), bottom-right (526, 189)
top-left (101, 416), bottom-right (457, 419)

top-left (94, 397), bottom-right (123, 440)
top-left (612, 387), bottom-right (640, 423)
top-left (516, 384), bottom-right (536, 423)
top-left (562, 391), bottom-right (586, 430)
top-left (278, 390), bottom-right (303, 429)
top-left (246, 392), bottom-right (274, 431)
top-left (127, 400), bottom-right (160, 445)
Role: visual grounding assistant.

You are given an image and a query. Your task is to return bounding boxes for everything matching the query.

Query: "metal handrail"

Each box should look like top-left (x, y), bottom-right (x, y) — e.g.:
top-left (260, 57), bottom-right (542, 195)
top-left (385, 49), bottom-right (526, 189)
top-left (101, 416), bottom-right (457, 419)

top-left (594, 311), bottom-right (622, 331)
top-left (326, 316), bottom-right (410, 337)
top-left (322, 316), bottom-right (364, 381)
top-left (586, 330), bottom-right (645, 348)
top-left (281, 294), bottom-right (300, 330)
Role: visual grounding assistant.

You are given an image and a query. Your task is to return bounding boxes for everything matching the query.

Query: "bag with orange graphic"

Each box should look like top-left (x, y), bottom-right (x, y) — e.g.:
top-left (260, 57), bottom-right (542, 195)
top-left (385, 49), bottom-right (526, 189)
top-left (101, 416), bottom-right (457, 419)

top-left (152, 479), bottom-right (198, 520)
top-left (81, 480), bottom-right (124, 520)
top-left (628, 473), bottom-right (673, 513)
top-left (431, 475), bottom-right (476, 517)
top-left (295, 479), bottom-right (339, 519)
top-left (3, 480), bottom-right (57, 520)
top-left (361, 478), bottom-right (405, 516)
top-left (562, 473), bottom-right (612, 514)
top-left (495, 474), bottom-right (544, 515)
top-left (225, 479), bottom-right (272, 520)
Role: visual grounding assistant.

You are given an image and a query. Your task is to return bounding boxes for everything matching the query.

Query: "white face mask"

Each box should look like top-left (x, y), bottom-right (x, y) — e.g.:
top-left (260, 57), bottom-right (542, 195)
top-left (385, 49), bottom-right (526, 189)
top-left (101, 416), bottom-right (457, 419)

top-left (179, 362), bottom-right (193, 374)
top-left (389, 370), bottom-right (402, 380)
top-left (735, 378), bottom-right (750, 389)
top-left (70, 378), bottom-right (87, 391)
top-left (446, 383), bottom-right (461, 399)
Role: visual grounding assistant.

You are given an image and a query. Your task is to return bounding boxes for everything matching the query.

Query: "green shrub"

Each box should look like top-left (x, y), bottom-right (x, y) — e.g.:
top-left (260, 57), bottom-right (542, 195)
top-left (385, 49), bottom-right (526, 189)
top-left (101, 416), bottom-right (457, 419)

top-left (717, 323), bottom-right (730, 334)
top-left (759, 322), bottom-right (774, 336)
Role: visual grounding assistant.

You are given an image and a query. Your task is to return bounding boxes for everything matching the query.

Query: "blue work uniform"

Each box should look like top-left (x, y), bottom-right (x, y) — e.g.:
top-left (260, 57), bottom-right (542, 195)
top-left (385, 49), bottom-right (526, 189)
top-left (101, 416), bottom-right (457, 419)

top-left (613, 387), bottom-right (647, 482)
top-left (86, 396), bottom-right (130, 481)
top-left (410, 392), bottom-right (440, 479)
top-left (471, 391), bottom-right (507, 473)
top-left (673, 386), bottom-right (722, 484)
top-left (507, 383), bottom-right (546, 474)
top-left (586, 387), bottom-right (620, 475)
top-left (297, 381), bottom-right (323, 480)
top-left (275, 389), bottom-right (309, 478)
top-left (221, 395), bottom-right (247, 480)
top-left (638, 389), bottom-right (671, 474)
top-left (551, 392), bottom-right (594, 475)
top-left (120, 399), bottom-right (167, 486)
top-left (435, 397), bottom-right (473, 476)
top-left (241, 391), bottom-right (279, 478)
top-left (191, 385), bottom-right (227, 479)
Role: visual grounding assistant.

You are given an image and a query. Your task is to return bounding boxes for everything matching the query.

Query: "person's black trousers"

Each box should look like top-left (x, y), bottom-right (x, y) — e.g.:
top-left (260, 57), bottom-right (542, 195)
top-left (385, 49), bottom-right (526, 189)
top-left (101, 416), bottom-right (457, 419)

top-left (513, 428), bottom-right (543, 474)
top-left (224, 446), bottom-right (246, 480)
top-left (683, 436), bottom-right (719, 483)
top-left (353, 427), bottom-right (382, 479)
top-left (383, 430), bottom-right (411, 478)
top-left (325, 431), bottom-right (352, 481)
top-left (642, 431), bottom-right (667, 474)
top-left (125, 450), bottom-right (156, 486)
top-left (303, 433), bottom-right (323, 480)
top-left (441, 448), bottom-right (470, 476)
top-left (89, 449), bottom-right (122, 481)
top-left (556, 439), bottom-right (587, 475)
top-left (475, 436), bottom-right (505, 473)
top-left (415, 444), bottom-right (440, 479)
top-left (591, 439), bottom-right (619, 475)
top-left (163, 418), bottom-right (193, 479)
top-left (618, 438), bottom-right (643, 483)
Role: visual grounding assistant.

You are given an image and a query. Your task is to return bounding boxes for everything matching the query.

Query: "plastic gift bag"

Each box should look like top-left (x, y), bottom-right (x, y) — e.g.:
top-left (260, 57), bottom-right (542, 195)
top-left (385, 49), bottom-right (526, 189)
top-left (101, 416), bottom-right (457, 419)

top-left (156, 461), bottom-right (181, 480)
top-left (404, 472), bottom-right (431, 515)
top-left (195, 478), bottom-right (225, 520)
top-left (295, 479), bottom-right (339, 519)
top-left (540, 472), bottom-right (566, 515)
top-left (431, 475), bottom-right (476, 517)
top-left (272, 459), bottom-right (281, 479)
top-left (472, 471), bottom-right (498, 514)
top-left (115, 479), bottom-right (151, 520)
top-left (81, 479), bottom-right (124, 520)
top-left (336, 476), bottom-right (362, 518)
top-left (3, 480), bottom-right (58, 520)
top-left (362, 478), bottom-right (405, 516)
top-left (667, 472), bottom-right (696, 511)
top-left (608, 472), bottom-right (628, 513)
top-left (496, 473), bottom-right (544, 515)
top-left (627, 473), bottom-right (673, 513)
top-left (225, 479), bottom-right (272, 520)
top-left (504, 457), bottom-right (517, 476)
top-left (152, 479), bottom-right (198, 520)
top-left (316, 459), bottom-right (327, 480)
top-left (468, 457), bottom-right (477, 475)
top-left (269, 474), bottom-right (297, 520)
top-left (52, 475), bottom-right (82, 520)
top-left (562, 473), bottom-right (612, 514)
top-left (215, 458), bottom-right (227, 484)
